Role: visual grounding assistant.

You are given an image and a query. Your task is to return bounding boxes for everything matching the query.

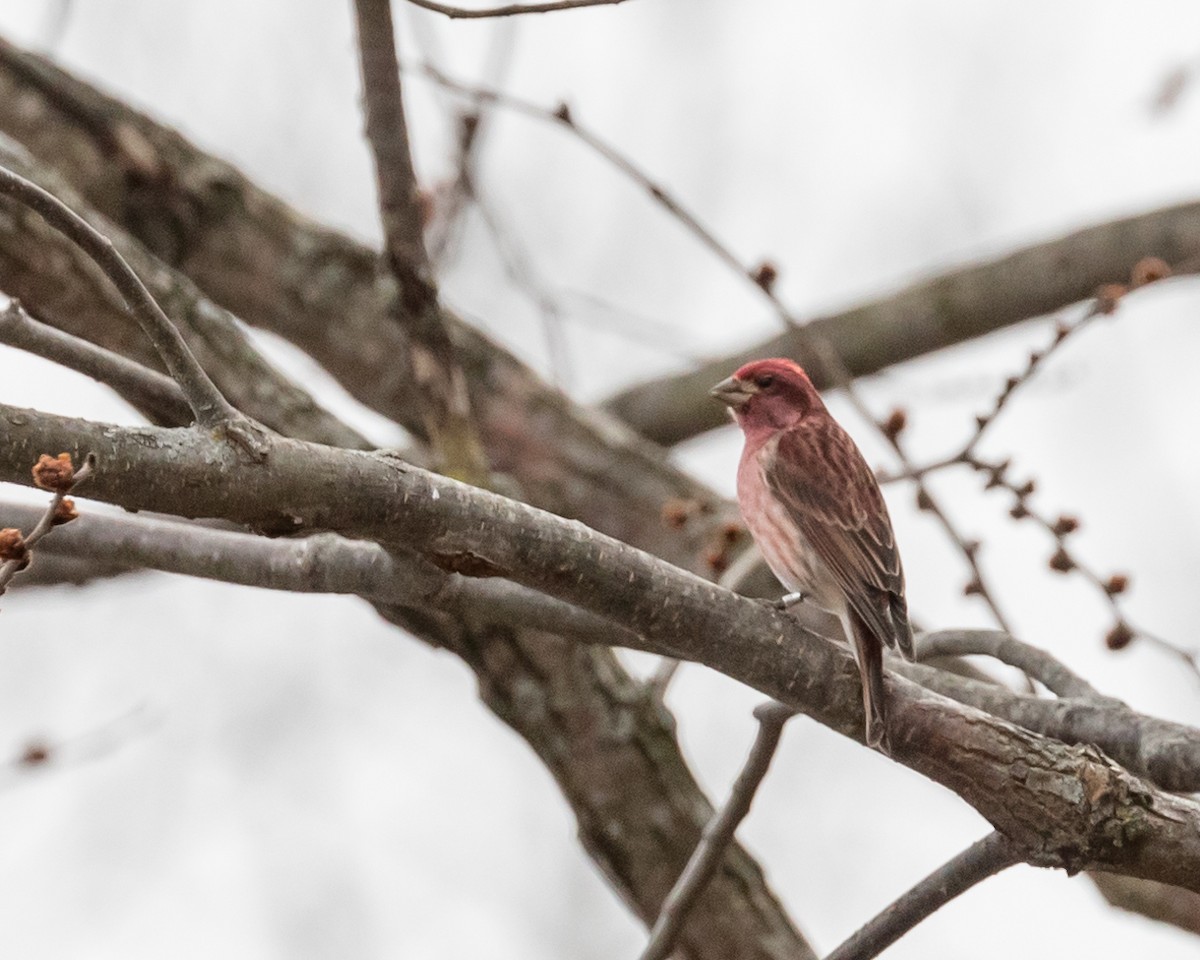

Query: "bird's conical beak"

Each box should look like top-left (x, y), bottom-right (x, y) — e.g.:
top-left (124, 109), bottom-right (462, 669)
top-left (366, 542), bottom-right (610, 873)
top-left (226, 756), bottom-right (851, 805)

top-left (709, 375), bottom-right (753, 407)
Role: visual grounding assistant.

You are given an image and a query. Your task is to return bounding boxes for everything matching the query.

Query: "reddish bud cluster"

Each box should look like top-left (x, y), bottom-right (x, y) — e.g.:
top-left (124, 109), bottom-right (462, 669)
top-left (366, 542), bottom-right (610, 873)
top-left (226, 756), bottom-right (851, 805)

top-left (1051, 515), bottom-right (1080, 536)
top-left (0, 528), bottom-right (28, 563)
top-left (552, 102), bottom-right (574, 125)
top-left (703, 522), bottom-right (745, 575)
top-left (32, 453), bottom-right (76, 492)
top-left (1048, 547), bottom-right (1075, 573)
top-left (1130, 256), bottom-right (1171, 288)
top-left (52, 498), bottom-right (79, 526)
top-left (881, 408), bottom-right (907, 443)
top-left (915, 489), bottom-right (934, 511)
top-left (751, 261), bottom-right (779, 293)
top-left (1105, 621), bottom-right (1135, 651)
top-left (660, 497), bottom-right (715, 529)
top-left (963, 578), bottom-right (984, 597)
top-left (1105, 573), bottom-right (1130, 596)
top-left (19, 741), bottom-right (50, 767)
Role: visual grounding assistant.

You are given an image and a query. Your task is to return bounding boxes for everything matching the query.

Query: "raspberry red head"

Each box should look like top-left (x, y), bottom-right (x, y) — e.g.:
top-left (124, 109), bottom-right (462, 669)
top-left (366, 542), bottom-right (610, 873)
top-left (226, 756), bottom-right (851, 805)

top-left (709, 358), bottom-right (825, 435)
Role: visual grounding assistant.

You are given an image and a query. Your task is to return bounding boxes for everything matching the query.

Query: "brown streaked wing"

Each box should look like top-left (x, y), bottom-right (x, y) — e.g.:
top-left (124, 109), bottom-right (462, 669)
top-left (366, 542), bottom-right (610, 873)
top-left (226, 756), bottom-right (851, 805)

top-left (762, 419), bottom-right (905, 649)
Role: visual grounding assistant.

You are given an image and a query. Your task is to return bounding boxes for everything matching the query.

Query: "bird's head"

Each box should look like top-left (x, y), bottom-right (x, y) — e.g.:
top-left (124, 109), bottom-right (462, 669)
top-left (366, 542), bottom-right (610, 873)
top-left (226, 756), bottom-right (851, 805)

top-left (710, 358), bottom-right (823, 435)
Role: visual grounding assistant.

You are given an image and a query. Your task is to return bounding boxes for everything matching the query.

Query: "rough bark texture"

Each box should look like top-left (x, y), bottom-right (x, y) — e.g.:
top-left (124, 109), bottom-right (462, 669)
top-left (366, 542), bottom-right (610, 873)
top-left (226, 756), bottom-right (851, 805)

top-left (3, 408), bottom-right (1200, 894)
top-left (0, 45), bottom-right (818, 957)
top-left (604, 205), bottom-right (1200, 444)
top-left (0, 37), bottom-right (740, 568)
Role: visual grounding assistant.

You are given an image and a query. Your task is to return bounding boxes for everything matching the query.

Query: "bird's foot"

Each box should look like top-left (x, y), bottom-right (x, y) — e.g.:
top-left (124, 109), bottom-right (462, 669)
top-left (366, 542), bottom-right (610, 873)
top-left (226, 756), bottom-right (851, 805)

top-left (757, 591), bottom-right (808, 612)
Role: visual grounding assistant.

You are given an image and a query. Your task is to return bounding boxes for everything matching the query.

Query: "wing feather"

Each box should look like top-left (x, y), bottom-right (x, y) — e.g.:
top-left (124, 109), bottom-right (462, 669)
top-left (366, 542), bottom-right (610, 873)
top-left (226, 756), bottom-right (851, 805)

top-left (763, 421), bottom-right (912, 655)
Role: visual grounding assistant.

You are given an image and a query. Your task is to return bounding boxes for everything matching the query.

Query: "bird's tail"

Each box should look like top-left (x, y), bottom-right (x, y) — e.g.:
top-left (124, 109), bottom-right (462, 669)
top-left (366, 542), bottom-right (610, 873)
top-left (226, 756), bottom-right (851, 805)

top-left (848, 612), bottom-right (889, 752)
top-left (890, 593), bottom-right (915, 661)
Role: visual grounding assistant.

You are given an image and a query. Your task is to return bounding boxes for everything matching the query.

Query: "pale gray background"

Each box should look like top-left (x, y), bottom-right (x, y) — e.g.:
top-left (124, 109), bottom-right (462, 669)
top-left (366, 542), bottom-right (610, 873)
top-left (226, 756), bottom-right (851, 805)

top-left (0, 1), bottom-right (1197, 957)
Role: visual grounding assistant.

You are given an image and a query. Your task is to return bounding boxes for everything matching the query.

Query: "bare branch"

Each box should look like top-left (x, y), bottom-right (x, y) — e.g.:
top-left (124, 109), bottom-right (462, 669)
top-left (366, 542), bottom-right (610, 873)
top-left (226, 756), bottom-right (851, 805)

top-left (1091, 874), bottom-right (1200, 937)
top-left (12, 489), bottom-right (1200, 801)
top-left (406, 0), bottom-right (635, 17)
top-left (639, 702), bottom-right (793, 960)
top-left (823, 832), bottom-right (1020, 960)
top-left (603, 214), bottom-right (1200, 445)
top-left (0, 163), bottom-right (237, 429)
top-left (353, 0), bottom-right (489, 483)
top-left (0, 139), bottom-right (372, 450)
top-left (3, 409), bottom-right (1200, 892)
top-left (0, 299), bottom-right (191, 426)
top-left (915, 629), bottom-right (1102, 700)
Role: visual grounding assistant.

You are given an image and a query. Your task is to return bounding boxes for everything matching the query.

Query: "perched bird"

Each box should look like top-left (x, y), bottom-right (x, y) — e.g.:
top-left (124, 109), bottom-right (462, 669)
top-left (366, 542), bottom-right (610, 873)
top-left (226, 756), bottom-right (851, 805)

top-left (711, 358), bottom-right (913, 749)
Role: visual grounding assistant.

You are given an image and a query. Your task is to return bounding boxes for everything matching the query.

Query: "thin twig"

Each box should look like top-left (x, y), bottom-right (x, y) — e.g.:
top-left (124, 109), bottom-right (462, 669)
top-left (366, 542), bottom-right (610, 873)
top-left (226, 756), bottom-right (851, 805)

top-left (0, 299), bottom-right (192, 425)
top-left (405, 0), bottom-right (634, 19)
top-left (353, 0), bottom-right (490, 483)
top-left (823, 831), bottom-right (1021, 960)
top-left (0, 452), bottom-right (94, 597)
top-left (915, 629), bottom-right (1102, 699)
top-left (0, 164), bottom-right (236, 428)
top-left (639, 701), bottom-right (794, 960)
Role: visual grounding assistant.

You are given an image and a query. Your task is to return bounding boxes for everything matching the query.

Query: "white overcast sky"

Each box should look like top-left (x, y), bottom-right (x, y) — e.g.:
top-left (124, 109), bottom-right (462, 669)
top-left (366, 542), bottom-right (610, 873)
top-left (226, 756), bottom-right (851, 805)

top-left (0, 2), bottom-right (1198, 958)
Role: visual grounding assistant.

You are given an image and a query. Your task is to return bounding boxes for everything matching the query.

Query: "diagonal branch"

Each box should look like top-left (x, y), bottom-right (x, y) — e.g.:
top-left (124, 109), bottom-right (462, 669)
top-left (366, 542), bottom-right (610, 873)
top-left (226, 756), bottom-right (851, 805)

top-left (639, 702), bottom-right (794, 960)
top-left (5, 498), bottom-right (1200, 801)
top-left (603, 210), bottom-right (1200, 445)
top-left (823, 832), bottom-right (1020, 960)
top-left (0, 139), bottom-right (371, 450)
top-left (3, 408), bottom-right (1200, 893)
top-left (0, 163), bottom-right (236, 429)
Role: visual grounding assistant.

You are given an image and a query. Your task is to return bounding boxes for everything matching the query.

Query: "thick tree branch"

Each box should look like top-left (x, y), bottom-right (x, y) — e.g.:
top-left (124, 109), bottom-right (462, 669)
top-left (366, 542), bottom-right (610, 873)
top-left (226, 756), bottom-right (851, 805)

top-left (0, 42), bottom-right (742, 571)
top-left (0, 138), bottom-right (373, 450)
top-left (6, 498), bottom-right (1199, 800)
top-left (823, 832), bottom-right (1020, 960)
top-left (604, 210), bottom-right (1200, 445)
top-left (2, 409), bottom-right (1199, 893)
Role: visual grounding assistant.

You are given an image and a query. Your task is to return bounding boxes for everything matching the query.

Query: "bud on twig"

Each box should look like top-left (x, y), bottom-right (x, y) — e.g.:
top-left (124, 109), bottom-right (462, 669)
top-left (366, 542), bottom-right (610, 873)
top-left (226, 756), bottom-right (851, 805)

top-left (32, 453), bottom-right (76, 492)
top-left (1105, 621), bottom-right (1135, 651)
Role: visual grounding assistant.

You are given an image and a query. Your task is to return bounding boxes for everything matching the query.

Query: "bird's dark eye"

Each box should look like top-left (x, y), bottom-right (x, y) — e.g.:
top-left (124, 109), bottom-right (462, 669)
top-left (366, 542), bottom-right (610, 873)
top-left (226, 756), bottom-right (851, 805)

top-left (754, 374), bottom-right (776, 390)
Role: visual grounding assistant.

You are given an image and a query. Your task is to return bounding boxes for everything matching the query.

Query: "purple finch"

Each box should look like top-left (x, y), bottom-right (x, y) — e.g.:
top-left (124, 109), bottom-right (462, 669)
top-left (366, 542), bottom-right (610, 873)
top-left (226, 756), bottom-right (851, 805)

top-left (711, 359), bottom-right (913, 749)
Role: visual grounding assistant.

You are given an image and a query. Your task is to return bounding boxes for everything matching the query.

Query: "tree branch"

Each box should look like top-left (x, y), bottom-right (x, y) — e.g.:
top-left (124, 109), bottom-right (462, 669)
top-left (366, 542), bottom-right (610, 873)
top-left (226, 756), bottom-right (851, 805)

top-left (0, 138), bottom-right (374, 450)
top-left (603, 210), bottom-right (1200, 445)
top-left (823, 832), bottom-right (1020, 960)
top-left (0, 451), bottom-right (93, 597)
top-left (915, 629), bottom-right (1102, 699)
top-left (0, 299), bottom-right (192, 426)
top-left (6, 496), bottom-right (1199, 799)
top-left (639, 702), bottom-right (793, 960)
top-left (2, 407), bottom-right (1199, 892)
top-left (405, 0), bottom-right (635, 17)
top-left (353, 0), bottom-right (489, 483)
top-left (0, 162), bottom-right (236, 428)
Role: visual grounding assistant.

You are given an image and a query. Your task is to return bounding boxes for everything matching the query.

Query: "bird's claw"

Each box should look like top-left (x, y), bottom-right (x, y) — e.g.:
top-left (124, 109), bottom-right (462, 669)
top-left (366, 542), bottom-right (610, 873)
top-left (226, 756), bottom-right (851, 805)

top-left (757, 591), bottom-right (808, 612)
